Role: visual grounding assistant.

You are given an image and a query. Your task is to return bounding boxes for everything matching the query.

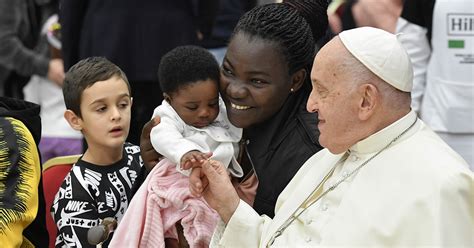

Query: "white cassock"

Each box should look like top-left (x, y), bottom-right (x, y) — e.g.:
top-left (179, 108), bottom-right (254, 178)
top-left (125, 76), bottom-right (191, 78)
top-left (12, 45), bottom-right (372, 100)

top-left (211, 111), bottom-right (474, 247)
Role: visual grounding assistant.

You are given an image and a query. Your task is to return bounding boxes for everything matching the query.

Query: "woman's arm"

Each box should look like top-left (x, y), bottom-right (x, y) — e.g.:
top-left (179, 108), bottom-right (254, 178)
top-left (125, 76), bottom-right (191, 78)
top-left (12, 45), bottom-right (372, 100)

top-left (140, 116), bottom-right (162, 172)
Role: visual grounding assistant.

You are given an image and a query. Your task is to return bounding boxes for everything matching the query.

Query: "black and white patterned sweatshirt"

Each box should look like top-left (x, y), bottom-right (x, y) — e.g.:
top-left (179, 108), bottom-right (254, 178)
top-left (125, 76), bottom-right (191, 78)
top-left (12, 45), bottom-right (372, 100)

top-left (52, 143), bottom-right (142, 247)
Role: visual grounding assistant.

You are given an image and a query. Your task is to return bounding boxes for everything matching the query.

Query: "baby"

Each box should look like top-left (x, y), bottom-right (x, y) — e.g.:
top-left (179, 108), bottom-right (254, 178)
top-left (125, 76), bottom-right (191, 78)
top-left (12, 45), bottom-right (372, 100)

top-left (110, 45), bottom-right (242, 247)
top-left (151, 45), bottom-right (242, 177)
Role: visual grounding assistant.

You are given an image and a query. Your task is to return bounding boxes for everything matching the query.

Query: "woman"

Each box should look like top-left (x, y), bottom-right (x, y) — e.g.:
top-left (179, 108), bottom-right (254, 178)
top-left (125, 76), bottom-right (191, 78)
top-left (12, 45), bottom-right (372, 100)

top-left (141, 0), bottom-right (328, 218)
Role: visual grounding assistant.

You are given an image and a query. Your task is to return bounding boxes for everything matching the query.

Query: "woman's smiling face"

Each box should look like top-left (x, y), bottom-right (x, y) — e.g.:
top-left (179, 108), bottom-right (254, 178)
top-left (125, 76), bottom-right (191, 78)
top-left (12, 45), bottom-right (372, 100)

top-left (220, 32), bottom-right (293, 128)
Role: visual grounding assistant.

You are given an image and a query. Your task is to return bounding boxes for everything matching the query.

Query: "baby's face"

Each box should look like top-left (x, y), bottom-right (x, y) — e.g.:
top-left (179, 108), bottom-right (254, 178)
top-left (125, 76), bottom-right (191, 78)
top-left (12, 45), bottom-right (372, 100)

top-left (168, 79), bottom-right (219, 128)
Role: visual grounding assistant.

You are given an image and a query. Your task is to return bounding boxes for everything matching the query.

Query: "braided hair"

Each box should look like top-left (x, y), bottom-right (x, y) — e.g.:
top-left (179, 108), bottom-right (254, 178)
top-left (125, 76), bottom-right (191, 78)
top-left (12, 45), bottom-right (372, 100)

top-left (232, 0), bottom-right (329, 77)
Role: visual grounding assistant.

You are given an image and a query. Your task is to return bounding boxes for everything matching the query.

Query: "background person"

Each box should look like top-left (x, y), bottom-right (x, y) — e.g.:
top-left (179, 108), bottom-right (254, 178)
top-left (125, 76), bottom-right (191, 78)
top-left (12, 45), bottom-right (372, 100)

top-left (0, 0), bottom-right (64, 98)
top-left (59, 0), bottom-right (218, 145)
top-left (23, 14), bottom-right (83, 163)
top-left (396, 0), bottom-right (474, 169)
top-left (200, 0), bottom-right (257, 64)
top-left (0, 97), bottom-right (49, 247)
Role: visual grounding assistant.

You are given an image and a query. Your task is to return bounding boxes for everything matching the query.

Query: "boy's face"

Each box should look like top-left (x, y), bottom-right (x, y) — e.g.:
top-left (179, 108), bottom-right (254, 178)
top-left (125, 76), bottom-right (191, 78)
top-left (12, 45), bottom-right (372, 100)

top-left (168, 79), bottom-right (219, 128)
top-left (77, 76), bottom-right (132, 150)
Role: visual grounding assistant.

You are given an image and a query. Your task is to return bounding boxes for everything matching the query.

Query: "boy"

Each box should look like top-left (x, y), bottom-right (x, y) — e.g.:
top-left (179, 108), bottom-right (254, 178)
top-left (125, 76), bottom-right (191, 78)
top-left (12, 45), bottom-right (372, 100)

top-left (52, 57), bottom-right (142, 247)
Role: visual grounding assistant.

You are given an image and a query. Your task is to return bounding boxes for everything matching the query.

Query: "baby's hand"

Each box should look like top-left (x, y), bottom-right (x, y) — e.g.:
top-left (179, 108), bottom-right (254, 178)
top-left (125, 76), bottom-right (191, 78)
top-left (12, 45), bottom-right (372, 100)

top-left (180, 151), bottom-right (212, 170)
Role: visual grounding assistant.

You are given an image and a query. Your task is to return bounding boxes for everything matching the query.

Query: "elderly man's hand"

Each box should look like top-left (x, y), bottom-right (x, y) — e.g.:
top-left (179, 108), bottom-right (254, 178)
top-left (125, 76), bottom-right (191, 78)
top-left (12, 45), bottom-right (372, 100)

top-left (189, 167), bottom-right (207, 197)
top-left (140, 116), bottom-right (162, 171)
top-left (198, 160), bottom-right (240, 224)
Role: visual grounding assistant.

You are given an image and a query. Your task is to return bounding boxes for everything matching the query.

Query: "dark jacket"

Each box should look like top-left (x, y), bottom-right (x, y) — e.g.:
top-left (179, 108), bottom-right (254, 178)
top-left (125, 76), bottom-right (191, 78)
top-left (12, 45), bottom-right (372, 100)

top-left (60, 0), bottom-right (218, 82)
top-left (0, 0), bottom-right (55, 97)
top-left (400, 0), bottom-right (435, 42)
top-left (243, 87), bottom-right (323, 217)
top-left (0, 97), bottom-right (48, 247)
top-left (199, 0), bottom-right (256, 49)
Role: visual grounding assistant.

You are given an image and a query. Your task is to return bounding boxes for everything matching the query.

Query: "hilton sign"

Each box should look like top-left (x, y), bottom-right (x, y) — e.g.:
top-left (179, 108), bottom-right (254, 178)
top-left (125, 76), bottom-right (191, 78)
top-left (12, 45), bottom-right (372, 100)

top-left (448, 14), bottom-right (474, 36)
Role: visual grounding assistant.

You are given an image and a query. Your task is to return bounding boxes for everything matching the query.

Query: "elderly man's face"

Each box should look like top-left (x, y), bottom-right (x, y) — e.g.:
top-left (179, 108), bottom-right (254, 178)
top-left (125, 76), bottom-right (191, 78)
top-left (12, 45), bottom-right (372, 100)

top-left (307, 38), bottom-right (361, 154)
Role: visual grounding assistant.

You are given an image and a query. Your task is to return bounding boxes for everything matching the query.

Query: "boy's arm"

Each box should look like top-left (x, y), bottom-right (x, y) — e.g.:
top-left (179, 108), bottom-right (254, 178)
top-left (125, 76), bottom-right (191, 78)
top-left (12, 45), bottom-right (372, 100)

top-left (0, 118), bottom-right (42, 247)
top-left (51, 169), bottom-right (101, 248)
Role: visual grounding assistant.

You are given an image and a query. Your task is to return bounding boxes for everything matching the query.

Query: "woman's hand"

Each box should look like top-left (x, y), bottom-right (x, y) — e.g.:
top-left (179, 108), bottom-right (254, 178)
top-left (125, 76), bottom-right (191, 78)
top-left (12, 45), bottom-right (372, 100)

top-left (140, 116), bottom-right (162, 171)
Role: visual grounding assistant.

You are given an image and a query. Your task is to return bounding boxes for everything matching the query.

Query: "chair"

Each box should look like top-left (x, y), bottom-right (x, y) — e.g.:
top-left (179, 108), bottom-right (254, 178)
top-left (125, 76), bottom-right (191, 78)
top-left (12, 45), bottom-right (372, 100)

top-left (42, 154), bottom-right (81, 248)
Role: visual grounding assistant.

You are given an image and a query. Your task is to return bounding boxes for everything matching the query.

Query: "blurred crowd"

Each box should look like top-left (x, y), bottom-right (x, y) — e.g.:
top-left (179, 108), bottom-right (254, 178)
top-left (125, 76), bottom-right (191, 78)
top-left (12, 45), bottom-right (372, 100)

top-left (1, 0), bottom-right (471, 168)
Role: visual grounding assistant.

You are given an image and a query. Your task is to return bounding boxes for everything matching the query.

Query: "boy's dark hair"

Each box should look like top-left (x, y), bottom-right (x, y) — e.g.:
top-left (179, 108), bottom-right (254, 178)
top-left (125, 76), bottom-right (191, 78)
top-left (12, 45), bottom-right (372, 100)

top-left (158, 45), bottom-right (220, 94)
top-left (63, 57), bottom-right (131, 117)
top-left (233, 0), bottom-right (328, 84)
